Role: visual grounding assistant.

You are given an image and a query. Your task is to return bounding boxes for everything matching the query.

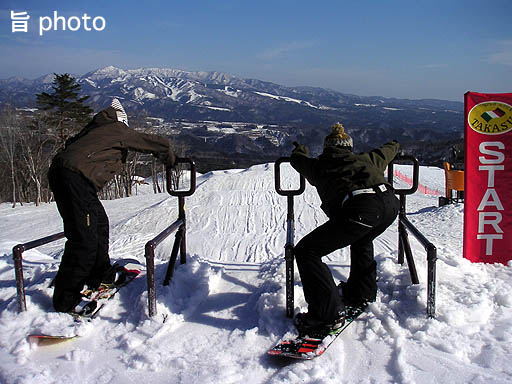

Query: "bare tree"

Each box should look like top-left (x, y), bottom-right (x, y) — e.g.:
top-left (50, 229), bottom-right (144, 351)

top-left (168, 162), bottom-right (185, 191)
top-left (151, 158), bottom-right (163, 194)
top-left (18, 118), bottom-right (58, 206)
top-left (167, 140), bottom-right (186, 192)
top-left (123, 152), bottom-right (141, 197)
top-left (0, 106), bottom-right (20, 207)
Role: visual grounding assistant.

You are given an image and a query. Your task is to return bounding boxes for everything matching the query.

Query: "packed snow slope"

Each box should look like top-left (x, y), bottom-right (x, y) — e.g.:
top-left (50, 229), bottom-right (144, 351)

top-left (1, 163), bottom-right (511, 384)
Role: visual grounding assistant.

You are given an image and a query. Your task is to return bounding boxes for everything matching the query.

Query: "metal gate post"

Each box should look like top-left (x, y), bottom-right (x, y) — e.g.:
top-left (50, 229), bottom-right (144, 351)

top-left (284, 196), bottom-right (295, 319)
top-left (145, 158), bottom-right (197, 318)
top-left (145, 241), bottom-right (157, 317)
top-left (178, 196), bottom-right (187, 265)
top-left (166, 159), bottom-right (196, 268)
top-left (426, 245), bottom-right (437, 318)
top-left (388, 154), bottom-right (437, 317)
top-left (163, 224), bottom-right (185, 286)
top-left (398, 195), bottom-right (406, 265)
top-left (275, 157), bottom-right (306, 318)
top-left (13, 245), bottom-right (27, 313)
top-left (12, 232), bottom-right (65, 313)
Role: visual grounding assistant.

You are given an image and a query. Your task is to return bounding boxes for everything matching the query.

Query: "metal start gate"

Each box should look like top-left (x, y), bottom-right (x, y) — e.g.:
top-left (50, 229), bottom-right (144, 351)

top-left (12, 158), bottom-right (196, 317)
top-left (274, 154), bottom-right (438, 318)
top-left (12, 155), bottom-right (436, 319)
top-left (145, 158), bottom-right (196, 317)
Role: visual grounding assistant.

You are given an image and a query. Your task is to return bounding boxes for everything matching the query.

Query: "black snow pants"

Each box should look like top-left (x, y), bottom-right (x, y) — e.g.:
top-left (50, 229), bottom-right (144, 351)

top-left (294, 187), bottom-right (399, 322)
top-left (48, 166), bottom-right (111, 312)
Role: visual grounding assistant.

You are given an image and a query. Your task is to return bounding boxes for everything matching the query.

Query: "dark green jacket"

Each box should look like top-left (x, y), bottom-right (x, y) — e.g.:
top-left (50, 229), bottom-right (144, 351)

top-left (290, 141), bottom-right (399, 217)
top-left (51, 107), bottom-right (175, 190)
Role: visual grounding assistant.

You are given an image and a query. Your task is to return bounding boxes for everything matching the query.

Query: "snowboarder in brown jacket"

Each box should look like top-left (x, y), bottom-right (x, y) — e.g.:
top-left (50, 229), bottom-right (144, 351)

top-left (290, 122), bottom-right (400, 333)
top-left (48, 98), bottom-right (175, 312)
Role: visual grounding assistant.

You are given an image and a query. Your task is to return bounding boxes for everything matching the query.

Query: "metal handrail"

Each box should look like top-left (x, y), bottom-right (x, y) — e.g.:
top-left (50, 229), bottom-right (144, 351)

top-left (166, 158), bottom-right (197, 197)
top-left (145, 157), bottom-right (196, 317)
top-left (145, 218), bottom-right (184, 317)
top-left (388, 154), bottom-right (437, 318)
top-left (274, 157), bottom-right (306, 197)
top-left (12, 232), bottom-right (65, 312)
top-left (400, 214), bottom-right (437, 317)
top-left (274, 157), bottom-right (306, 318)
top-left (387, 154), bottom-right (419, 195)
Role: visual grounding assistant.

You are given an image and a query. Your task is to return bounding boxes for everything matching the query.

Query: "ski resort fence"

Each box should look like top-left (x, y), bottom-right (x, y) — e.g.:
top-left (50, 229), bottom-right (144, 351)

top-left (393, 169), bottom-right (442, 196)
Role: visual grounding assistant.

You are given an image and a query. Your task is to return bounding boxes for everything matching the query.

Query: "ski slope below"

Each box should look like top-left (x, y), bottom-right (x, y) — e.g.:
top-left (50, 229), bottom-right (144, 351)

top-left (0, 163), bottom-right (511, 384)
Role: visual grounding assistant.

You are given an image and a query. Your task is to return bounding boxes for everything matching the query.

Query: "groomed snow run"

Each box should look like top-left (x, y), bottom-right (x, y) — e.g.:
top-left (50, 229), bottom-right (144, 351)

top-left (1, 163), bottom-right (511, 384)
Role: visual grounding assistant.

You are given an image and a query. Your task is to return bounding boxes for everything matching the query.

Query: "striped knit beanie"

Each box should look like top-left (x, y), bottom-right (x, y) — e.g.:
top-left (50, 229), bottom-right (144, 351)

top-left (111, 98), bottom-right (129, 127)
top-left (324, 122), bottom-right (353, 150)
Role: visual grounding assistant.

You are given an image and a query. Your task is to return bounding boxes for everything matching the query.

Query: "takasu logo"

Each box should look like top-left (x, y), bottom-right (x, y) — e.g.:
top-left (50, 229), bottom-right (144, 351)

top-left (469, 101), bottom-right (512, 135)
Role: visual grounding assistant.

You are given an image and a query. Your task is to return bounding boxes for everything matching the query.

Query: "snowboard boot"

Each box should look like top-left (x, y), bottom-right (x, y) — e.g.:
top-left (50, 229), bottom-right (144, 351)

top-left (337, 281), bottom-right (371, 319)
top-left (72, 298), bottom-right (98, 317)
top-left (99, 265), bottom-right (129, 287)
top-left (294, 311), bottom-right (345, 337)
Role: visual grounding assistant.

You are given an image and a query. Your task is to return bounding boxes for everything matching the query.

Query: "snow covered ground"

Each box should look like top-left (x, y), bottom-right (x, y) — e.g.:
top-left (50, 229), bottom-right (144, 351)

top-left (1, 163), bottom-right (511, 384)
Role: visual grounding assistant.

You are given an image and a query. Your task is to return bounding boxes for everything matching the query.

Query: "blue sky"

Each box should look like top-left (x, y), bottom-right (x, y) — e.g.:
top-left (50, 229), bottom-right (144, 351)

top-left (1, 0), bottom-right (511, 102)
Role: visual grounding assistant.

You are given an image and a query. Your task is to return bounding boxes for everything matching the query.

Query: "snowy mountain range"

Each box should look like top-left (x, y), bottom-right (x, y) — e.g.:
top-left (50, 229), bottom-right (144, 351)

top-left (0, 65), bottom-right (463, 133)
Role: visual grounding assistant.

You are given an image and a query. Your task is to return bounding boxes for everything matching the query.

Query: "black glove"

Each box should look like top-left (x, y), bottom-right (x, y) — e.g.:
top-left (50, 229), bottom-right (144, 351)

top-left (292, 141), bottom-right (309, 156)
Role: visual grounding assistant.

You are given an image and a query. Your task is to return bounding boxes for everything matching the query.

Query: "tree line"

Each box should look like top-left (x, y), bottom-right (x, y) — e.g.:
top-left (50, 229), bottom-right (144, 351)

top-left (0, 73), bottom-right (179, 208)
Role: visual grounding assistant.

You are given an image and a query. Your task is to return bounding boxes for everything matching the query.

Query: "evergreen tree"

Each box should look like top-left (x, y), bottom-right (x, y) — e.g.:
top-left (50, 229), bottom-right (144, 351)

top-left (36, 73), bottom-right (93, 147)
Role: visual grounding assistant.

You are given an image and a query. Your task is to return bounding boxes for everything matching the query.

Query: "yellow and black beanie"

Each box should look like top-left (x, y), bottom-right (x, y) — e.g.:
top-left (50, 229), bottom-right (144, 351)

top-left (324, 122), bottom-right (353, 149)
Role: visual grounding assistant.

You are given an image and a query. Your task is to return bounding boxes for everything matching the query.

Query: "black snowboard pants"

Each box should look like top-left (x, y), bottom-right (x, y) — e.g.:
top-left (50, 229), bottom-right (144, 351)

top-left (48, 166), bottom-right (111, 312)
top-left (294, 187), bottom-right (399, 322)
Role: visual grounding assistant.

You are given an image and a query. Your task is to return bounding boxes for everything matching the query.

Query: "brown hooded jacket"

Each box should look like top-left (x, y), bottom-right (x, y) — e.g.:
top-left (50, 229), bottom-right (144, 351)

top-left (51, 107), bottom-right (175, 190)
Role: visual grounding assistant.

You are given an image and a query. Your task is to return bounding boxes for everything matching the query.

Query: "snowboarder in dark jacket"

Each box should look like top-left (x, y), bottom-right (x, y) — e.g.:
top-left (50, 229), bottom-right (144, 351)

top-left (290, 122), bottom-right (400, 333)
top-left (48, 98), bottom-right (176, 312)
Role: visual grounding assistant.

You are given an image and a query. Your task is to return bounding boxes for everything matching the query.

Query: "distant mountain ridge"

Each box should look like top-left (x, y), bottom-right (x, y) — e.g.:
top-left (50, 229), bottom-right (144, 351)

top-left (0, 65), bottom-right (462, 124)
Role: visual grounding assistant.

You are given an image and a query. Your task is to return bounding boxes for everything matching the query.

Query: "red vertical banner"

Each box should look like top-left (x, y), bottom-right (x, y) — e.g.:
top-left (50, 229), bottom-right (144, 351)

top-left (464, 92), bottom-right (512, 264)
